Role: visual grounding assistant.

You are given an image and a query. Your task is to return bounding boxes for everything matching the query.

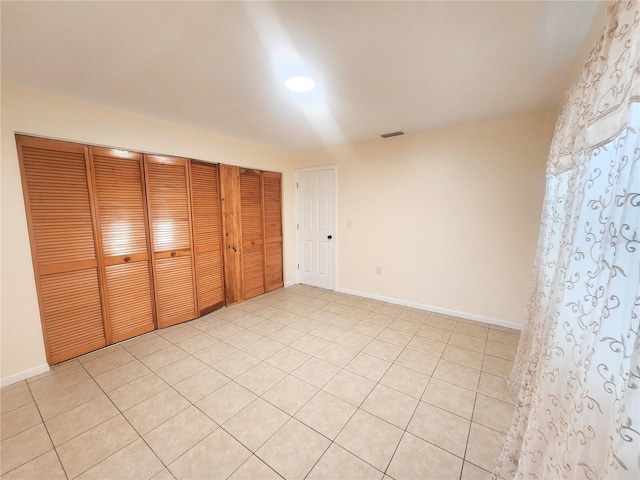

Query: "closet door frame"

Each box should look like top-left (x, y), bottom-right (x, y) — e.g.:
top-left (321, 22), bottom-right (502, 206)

top-left (16, 135), bottom-right (109, 362)
top-left (144, 154), bottom-right (199, 327)
top-left (262, 171), bottom-right (284, 293)
top-left (87, 147), bottom-right (158, 340)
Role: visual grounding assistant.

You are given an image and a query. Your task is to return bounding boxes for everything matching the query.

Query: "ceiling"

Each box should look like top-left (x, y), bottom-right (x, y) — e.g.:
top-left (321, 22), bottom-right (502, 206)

top-left (1, 1), bottom-right (601, 151)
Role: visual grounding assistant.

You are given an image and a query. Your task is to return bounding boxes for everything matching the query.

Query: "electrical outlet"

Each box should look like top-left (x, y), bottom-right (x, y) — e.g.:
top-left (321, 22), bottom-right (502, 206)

top-left (376, 266), bottom-right (382, 275)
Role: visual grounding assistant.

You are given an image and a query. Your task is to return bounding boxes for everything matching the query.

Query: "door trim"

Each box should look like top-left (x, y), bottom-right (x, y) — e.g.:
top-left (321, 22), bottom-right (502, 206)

top-left (295, 165), bottom-right (337, 290)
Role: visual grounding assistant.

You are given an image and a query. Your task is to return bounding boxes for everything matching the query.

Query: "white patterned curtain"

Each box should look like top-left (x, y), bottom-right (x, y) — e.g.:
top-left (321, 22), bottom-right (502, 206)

top-left (496, 2), bottom-right (640, 479)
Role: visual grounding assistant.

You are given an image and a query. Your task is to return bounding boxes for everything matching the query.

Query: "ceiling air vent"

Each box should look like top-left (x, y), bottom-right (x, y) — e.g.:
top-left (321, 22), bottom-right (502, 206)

top-left (380, 131), bottom-right (404, 138)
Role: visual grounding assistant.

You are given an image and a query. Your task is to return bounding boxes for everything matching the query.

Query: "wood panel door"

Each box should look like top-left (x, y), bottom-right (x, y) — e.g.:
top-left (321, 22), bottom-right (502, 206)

top-left (144, 155), bottom-right (198, 328)
top-left (190, 161), bottom-right (225, 315)
top-left (17, 135), bottom-right (107, 364)
top-left (220, 164), bottom-right (243, 305)
top-left (89, 147), bottom-right (156, 343)
top-left (263, 172), bottom-right (284, 292)
top-left (239, 168), bottom-right (265, 299)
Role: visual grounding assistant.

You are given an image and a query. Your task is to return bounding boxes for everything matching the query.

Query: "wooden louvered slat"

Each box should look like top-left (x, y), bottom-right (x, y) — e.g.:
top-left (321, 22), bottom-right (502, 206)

top-left (263, 172), bottom-right (284, 292)
top-left (144, 155), bottom-right (198, 327)
top-left (154, 256), bottom-right (197, 327)
top-left (17, 135), bottom-right (108, 364)
top-left (90, 147), bottom-right (155, 343)
top-left (190, 162), bottom-right (224, 314)
top-left (105, 262), bottom-right (155, 342)
top-left (242, 244), bottom-right (265, 299)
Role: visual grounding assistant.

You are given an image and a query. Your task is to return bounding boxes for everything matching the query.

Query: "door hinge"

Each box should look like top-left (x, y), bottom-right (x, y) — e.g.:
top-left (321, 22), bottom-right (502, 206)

top-left (297, 263), bottom-right (300, 269)
top-left (296, 182), bottom-right (299, 188)
top-left (297, 224), bottom-right (299, 230)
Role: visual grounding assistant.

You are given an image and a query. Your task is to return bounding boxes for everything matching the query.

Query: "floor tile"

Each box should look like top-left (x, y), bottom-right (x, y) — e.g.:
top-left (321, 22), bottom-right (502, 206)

top-left (223, 398), bottom-right (290, 451)
top-left (156, 356), bottom-right (207, 386)
top-left (1, 384), bottom-right (33, 414)
top-left (361, 384), bottom-right (418, 429)
top-left (362, 339), bottom-right (403, 362)
top-left (1, 449), bottom-right (66, 480)
top-left (422, 378), bottom-right (476, 419)
top-left (307, 443), bottom-right (383, 480)
top-left (406, 336), bottom-right (446, 357)
top-left (351, 321), bottom-right (385, 338)
top-left (379, 364), bottom-right (430, 399)
top-left (485, 341), bottom-right (517, 361)
top-left (140, 346), bottom-right (188, 372)
top-left (94, 360), bottom-right (151, 392)
top-left (323, 370), bottom-right (376, 406)
top-left (433, 359), bottom-right (481, 391)
top-left (482, 356), bottom-right (514, 377)
top-left (345, 353), bottom-right (391, 382)
top-left (311, 324), bottom-right (347, 341)
top-left (144, 406), bottom-right (216, 464)
top-left (415, 325), bottom-right (452, 343)
top-left (151, 467), bottom-right (175, 479)
top-left (0, 424), bottom-right (53, 475)
top-left (394, 349), bottom-right (438, 376)
top-left (465, 422), bottom-right (502, 472)
top-left (407, 402), bottom-right (470, 457)
top-left (77, 438), bottom-right (164, 479)
top-left (386, 432), bottom-right (463, 480)
top-left (214, 351), bottom-right (260, 379)
top-left (387, 318), bottom-right (420, 335)
top-left (1, 402), bottom-right (42, 441)
top-left (124, 388), bottom-right (190, 435)
top-left (228, 455), bottom-right (282, 480)
top-left (441, 345), bottom-right (484, 370)
top-left (454, 323), bottom-right (489, 339)
top-left (107, 373), bottom-right (169, 412)
top-left (173, 367), bottom-right (230, 404)
top-left (192, 342), bottom-right (238, 366)
top-left (398, 309), bottom-right (429, 323)
top-left (269, 326), bottom-right (306, 345)
top-left (477, 372), bottom-right (516, 405)
top-left (295, 391), bottom-right (356, 440)
top-left (233, 313), bottom-right (267, 329)
top-left (174, 332), bottom-right (218, 354)
top-left (461, 461), bottom-right (493, 480)
top-left (375, 328), bottom-right (413, 347)
top-left (124, 335), bottom-right (172, 358)
top-left (375, 304), bottom-right (404, 317)
top-left (365, 312), bottom-right (395, 327)
top-left (46, 395), bottom-right (119, 446)
top-left (425, 315), bottom-right (457, 331)
top-left (82, 347), bottom-right (136, 377)
top-left (235, 363), bottom-right (285, 396)
top-left (158, 324), bottom-right (201, 344)
top-left (316, 343), bottom-right (359, 368)
top-left (28, 366), bottom-right (92, 400)
top-left (335, 410), bottom-right (403, 472)
top-left (56, 415), bottom-right (138, 479)
top-left (169, 429), bottom-right (251, 480)
top-left (472, 394), bottom-right (515, 433)
top-left (266, 347), bottom-right (311, 373)
top-left (449, 332), bottom-right (487, 353)
top-left (292, 357), bottom-right (340, 388)
top-left (290, 334), bottom-right (330, 356)
top-left (335, 331), bottom-right (372, 350)
top-left (262, 375), bottom-right (319, 415)
top-left (245, 337), bottom-right (286, 360)
top-left (196, 381), bottom-right (256, 424)
top-left (225, 330), bottom-right (265, 350)
top-left (35, 379), bottom-right (103, 421)
top-left (249, 320), bottom-right (284, 336)
top-left (256, 418), bottom-right (330, 480)
top-left (487, 330), bottom-right (520, 346)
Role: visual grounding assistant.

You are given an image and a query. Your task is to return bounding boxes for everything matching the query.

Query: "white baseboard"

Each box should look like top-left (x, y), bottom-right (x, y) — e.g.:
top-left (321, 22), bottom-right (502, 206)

top-left (1, 364), bottom-right (50, 388)
top-left (334, 287), bottom-right (522, 331)
top-left (284, 280), bottom-right (298, 288)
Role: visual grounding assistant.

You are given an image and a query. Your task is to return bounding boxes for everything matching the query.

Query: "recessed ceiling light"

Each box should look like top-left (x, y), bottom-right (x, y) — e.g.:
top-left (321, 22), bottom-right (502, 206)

top-left (285, 76), bottom-right (315, 92)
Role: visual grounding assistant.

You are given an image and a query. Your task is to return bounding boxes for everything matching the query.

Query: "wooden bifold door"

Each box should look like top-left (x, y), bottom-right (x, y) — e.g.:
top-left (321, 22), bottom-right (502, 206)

top-left (17, 134), bottom-right (282, 365)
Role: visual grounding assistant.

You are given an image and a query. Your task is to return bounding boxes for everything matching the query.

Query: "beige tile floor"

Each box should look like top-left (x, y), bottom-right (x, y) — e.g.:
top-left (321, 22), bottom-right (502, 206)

top-left (0, 285), bottom-right (519, 480)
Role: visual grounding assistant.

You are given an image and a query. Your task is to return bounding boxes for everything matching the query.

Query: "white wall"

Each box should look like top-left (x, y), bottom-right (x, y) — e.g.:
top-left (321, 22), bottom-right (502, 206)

top-left (0, 83), bottom-right (296, 383)
top-left (294, 110), bottom-right (555, 327)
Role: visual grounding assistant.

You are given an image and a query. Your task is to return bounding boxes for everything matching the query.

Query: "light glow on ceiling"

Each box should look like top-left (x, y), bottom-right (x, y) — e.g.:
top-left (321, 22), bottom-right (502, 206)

top-left (285, 76), bottom-right (315, 92)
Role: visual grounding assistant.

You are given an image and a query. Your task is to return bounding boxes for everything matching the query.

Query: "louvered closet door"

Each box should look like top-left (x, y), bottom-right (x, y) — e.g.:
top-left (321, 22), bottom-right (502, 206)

top-left (263, 172), bottom-right (284, 292)
top-left (90, 147), bottom-right (155, 342)
top-left (190, 162), bottom-right (224, 315)
top-left (17, 135), bottom-right (107, 364)
top-left (239, 168), bottom-right (265, 299)
top-left (145, 155), bottom-right (198, 328)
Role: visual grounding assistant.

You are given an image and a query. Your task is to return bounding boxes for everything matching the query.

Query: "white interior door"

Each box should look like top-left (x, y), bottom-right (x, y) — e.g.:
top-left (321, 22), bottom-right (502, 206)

top-left (296, 168), bottom-right (336, 289)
